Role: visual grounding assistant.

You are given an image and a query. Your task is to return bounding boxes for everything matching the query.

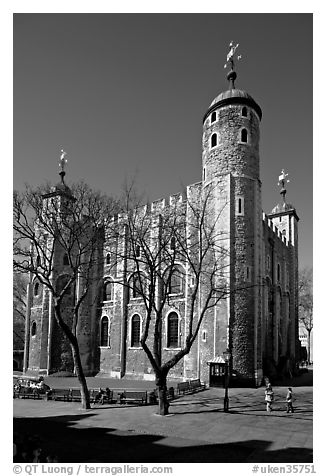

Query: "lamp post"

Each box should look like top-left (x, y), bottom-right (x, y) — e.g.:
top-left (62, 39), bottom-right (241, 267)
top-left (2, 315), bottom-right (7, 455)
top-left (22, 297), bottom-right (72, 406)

top-left (223, 348), bottom-right (231, 412)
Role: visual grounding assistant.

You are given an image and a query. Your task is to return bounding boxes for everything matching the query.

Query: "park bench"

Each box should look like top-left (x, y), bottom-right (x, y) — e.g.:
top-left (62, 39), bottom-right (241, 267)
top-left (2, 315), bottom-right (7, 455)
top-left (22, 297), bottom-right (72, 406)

top-left (189, 379), bottom-right (206, 392)
top-left (90, 388), bottom-right (114, 404)
top-left (13, 386), bottom-right (21, 399)
top-left (70, 389), bottom-right (82, 402)
top-left (52, 388), bottom-right (70, 402)
top-left (148, 387), bottom-right (175, 404)
top-left (177, 381), bottom-right (191, 395)
top-left (119, 390), bottom-right (148, 405)
top-left (89, 388), bottom-right (100, 403)
top-left (17, 387), bottom-right (41, 399)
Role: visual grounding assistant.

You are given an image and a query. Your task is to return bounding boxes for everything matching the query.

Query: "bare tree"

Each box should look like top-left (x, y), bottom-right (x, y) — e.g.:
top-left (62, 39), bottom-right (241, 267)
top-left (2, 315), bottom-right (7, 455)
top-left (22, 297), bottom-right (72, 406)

top-left (13, 181), bottom-right (118, 409)
top-left (109, 183), bottom-right (236, 415)
top-left (298, 267), bottom-right (313, 364)
top-left (13, 271), bottom-right (27, 349)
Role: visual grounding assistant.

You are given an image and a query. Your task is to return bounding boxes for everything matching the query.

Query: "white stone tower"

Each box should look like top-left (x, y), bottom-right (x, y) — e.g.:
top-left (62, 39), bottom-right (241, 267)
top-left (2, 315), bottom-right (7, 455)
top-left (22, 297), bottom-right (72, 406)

top-left (201, 43), bottom-right (264, 385)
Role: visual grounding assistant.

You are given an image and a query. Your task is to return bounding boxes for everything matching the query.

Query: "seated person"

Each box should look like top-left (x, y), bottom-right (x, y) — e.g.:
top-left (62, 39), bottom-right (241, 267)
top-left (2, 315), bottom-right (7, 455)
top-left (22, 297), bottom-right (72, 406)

top-left (99, 387), bottom-right (111, 404)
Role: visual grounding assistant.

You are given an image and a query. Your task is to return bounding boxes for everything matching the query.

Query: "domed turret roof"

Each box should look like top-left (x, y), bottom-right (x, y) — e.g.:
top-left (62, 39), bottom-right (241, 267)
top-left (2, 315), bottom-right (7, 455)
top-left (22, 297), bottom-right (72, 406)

top-left (205, 87), bottom-right (262, 121)
top-left (53, 179), bottom-right (73, 197)
top-left (268, 170), bottom-right (299, 220)
top-left (270, 202), bottom-right (296, 214)
top-left (210, 88), bottom-right (255, 107)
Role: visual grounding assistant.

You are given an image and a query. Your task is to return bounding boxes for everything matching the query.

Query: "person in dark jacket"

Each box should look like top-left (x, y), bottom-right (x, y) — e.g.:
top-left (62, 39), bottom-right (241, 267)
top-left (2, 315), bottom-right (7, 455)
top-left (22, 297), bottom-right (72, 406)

top-left (286, 387), bottom-right (294, 413)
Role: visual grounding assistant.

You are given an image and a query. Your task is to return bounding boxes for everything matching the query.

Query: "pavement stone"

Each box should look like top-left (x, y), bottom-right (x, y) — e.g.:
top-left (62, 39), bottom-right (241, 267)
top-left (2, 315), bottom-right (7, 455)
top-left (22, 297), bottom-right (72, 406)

top-left (13, 372), bottom-right (313, 463)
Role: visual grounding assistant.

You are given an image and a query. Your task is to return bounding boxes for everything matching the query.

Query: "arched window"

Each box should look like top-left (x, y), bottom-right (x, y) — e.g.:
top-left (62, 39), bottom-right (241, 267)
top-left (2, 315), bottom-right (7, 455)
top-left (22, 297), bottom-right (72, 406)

top-left (131, 274), bottom-right (143, 299)
top-left (168, 266), bottom-right (184, 294)
top-left (211, 133), bottom-right (217, 148)
top-left (34, 281), bottom-right (40, 297)
top-left (106, 253), bottom-right (111, 265)
top-left (167, 312), bottom-right (179, 348)
top-left (241, 107), bottom-right (248, 117)
top-left (31, 321), bottom-right (37, 337)
top-left (63, 254), bottom-right (69, 266)
top-left (211, 111), bottom-right (217, 124)
top-left (103, 280), bottom-right (113, 301)
top-left (241, 128), bottom-right (248, 143)
top-left (131, 314), bottom-right (141, 347)
top-left (100, 316), bottom-right (109, 346)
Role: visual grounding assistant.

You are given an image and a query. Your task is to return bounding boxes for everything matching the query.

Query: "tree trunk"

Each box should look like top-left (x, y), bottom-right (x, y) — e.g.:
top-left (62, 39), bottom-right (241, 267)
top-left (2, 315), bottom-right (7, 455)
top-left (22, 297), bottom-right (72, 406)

top-left (71, 342), bottom-right (91, 409)
top-left (53, 304), bottom-right (91, 409)
top-left (307, 329), bottom-right (311, 364)
top-left (156, 372), bottom-right (169, 415)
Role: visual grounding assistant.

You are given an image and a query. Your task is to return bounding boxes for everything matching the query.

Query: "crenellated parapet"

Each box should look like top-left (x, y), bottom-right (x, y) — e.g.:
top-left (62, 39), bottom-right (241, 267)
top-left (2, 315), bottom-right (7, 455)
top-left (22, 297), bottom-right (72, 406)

top-left (262, 212), bottom-right (289, 247)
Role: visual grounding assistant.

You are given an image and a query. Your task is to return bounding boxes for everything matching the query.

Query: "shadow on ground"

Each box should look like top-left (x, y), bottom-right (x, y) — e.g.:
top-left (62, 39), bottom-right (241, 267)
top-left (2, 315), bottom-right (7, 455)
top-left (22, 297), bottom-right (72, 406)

top-left (273, 369), bottom-right (313, 387)
top-left (14, 414), bottom-right (313, 463)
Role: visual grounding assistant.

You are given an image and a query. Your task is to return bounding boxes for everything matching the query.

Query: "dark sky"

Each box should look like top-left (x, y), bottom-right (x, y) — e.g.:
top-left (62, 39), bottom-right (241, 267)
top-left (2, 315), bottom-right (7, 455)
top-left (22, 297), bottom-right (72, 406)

top-left (13, 13), bottom-right (312, 268)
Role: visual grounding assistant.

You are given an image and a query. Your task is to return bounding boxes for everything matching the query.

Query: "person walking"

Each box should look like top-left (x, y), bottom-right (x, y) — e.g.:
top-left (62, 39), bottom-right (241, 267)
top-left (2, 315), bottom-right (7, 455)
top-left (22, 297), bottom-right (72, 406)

top-left (265, 383), bottom-right (274, 412)
top-left (286, 387), bottom-right (294, 413)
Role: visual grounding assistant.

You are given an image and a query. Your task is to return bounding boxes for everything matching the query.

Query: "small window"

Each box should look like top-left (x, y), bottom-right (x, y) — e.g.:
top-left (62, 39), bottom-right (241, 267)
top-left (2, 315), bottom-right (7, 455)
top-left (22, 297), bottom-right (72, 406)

top-left (235, 196), bottom-right (244, 216)
top-left (203, 167), bottom-right (206, 181)
top-left (202, 330), bottom-right (207, 342)
top-left (167, 312), bottom-right (179, 348)
top-left (131, 314), bottom-right (141, 347)
top-left (211, 133), bottom-right (217, 148)
top-left (277, 264), bottom-right (281, 282)
top-left (34, 282), bottom-right (40, 297)
top-left (106, 253), bottom-right (111, 265)
top-left (241, 107), bottom-right (248, 117)
top-left (246, 266), bottom-right (251, 282)
top-left (131, 275), bottom-right (142, 299)
top-left (170, 236), bottom-right (176, 250)
top-left (31, 321), bottom-right (37, 337)
top-left (240, 128), bottom-right (248, 143)
top-left (135, 245), bottom-right (141, 258)
top-left (267, 255), bottom-right (271, 271)
top-left (238, 198), bottom-right (242, 214)
top-left (189, 275), bottom-right (195, 287)
top-left (36, 255), bottom-right (41, 267)
top-left (211, 111), bottom-right (217, 124)
top-left (100, 316), bottom-right (109, 346)
top-left (103, 280), bottom-right (113, 301)
top-left (63, 254), bottom-right (69, 266)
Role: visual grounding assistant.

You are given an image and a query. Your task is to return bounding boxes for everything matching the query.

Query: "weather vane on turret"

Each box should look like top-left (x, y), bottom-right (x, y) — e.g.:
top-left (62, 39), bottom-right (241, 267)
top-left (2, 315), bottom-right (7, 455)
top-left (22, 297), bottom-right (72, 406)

top-left (59, 149), bottom-right (68, 184)
top-left (224, 41), bottom-right (242, 89)
top-left (278, 169), bottom-right (290, 203)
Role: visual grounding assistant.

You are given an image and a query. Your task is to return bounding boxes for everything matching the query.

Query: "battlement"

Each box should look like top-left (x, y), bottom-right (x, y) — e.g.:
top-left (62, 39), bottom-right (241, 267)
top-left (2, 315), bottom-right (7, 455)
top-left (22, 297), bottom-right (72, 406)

top-left (262, 212), bottom-right (289, 246)
top-left (151, 198), bottom-right (166, 212)
top-left (187, 181), bottom-right (203, 193)
top-left (150, 190), bottom-right (189, 213)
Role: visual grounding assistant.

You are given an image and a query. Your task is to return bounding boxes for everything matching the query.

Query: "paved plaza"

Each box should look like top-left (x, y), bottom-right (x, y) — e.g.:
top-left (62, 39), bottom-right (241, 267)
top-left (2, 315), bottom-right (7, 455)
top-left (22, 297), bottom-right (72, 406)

top-left (13, 372), bottom-right (313, 463)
